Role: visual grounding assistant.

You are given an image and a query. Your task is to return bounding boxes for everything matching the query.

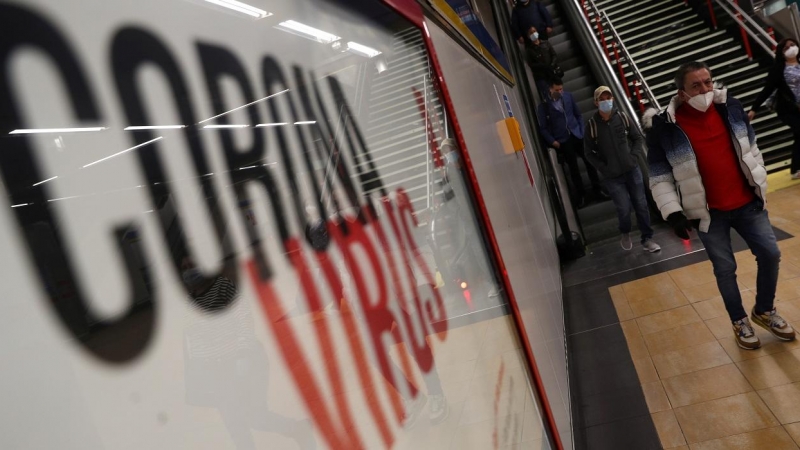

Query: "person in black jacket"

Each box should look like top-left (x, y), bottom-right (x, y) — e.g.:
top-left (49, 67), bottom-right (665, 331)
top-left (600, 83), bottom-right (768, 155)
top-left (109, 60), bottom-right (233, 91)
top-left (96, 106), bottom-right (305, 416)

top-left (511, 0), bottom-right (554, 42)
top-left (585, 86), bottom-right (660, 252)
top-left (524, 26), bottom-right (560, 97)
top-left (749, 38), bottom-right (800, 180)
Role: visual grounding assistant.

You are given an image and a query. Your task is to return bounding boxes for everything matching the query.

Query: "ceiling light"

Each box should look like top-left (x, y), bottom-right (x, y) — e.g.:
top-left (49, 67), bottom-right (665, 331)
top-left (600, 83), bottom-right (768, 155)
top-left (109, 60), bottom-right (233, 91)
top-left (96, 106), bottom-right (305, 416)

top-left (9, 127), bottom-right (106, 135)
top-left (294, 121), bottom-right (316, 125)
top-left (124, 125), bottom-right (186, 130)
top-left (201, 0), bottom-right (271, 18)
top-left (32, 176), bottom-right (58, 187)
top-left (203, 124), bottom-right (249, 129)
top-left (276, 20), bottom-right (340, 44)
top-left (256, 123), bottom-right (287, 127)
top-left (346, 42), bottom-right (382, 58)
top-left (83, 136), bottom-right (163, 168)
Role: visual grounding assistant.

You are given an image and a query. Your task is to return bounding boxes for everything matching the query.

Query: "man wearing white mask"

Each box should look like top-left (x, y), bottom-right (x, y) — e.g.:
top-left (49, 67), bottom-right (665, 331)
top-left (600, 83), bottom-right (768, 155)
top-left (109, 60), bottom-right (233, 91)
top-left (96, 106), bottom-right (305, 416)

top-left (647, 61), bottom-right (794, 350)
top-left (584, 86), bottom-right (659, 252)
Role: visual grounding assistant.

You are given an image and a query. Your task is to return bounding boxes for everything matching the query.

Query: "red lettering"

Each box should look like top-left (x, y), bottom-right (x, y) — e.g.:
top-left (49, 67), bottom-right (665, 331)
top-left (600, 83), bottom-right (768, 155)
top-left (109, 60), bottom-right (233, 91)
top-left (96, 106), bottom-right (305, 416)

top-left (247, 248), bottom-right (363, 450)
top-left (329, 215), bottom-right (417, 422)
top-left (314, 242), bottom-right (394, 447)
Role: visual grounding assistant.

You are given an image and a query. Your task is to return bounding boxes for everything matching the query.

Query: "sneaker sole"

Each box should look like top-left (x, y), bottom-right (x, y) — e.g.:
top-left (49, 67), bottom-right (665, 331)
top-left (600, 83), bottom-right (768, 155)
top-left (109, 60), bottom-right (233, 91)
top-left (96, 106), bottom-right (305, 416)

top-left (643, 247), bottom-right (661, 253)
top-left (735, 339), bottom-right (761, 350)
top-left (751, 314), bottom-right (796, 341)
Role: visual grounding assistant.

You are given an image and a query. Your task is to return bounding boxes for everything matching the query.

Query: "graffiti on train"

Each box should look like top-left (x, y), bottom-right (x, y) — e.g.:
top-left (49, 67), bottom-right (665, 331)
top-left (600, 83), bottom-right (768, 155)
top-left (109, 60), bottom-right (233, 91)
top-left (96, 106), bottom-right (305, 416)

top-left (1, 4), bottom-right (448, 448)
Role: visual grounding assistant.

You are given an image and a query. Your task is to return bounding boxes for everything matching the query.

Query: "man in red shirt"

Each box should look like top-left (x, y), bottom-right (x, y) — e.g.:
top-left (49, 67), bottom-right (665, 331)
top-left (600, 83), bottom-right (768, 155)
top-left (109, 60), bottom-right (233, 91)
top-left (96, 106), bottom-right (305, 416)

top-left (647, 61), bottom-right (794, 350)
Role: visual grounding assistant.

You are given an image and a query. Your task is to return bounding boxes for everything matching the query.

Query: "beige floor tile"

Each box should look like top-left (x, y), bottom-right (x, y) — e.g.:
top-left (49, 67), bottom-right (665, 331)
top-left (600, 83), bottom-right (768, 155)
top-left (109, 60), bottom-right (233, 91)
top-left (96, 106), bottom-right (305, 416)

top-left (643, 321), bottom-right (716, 356)
top-left (736, 349), bottom-right (800, 390)
top-left (734, 251), bottom-right (759, 275)
top-left (662, 363), bottom-right (753, 408)
top-left (669, 261), bottom-right (715, 290)
top-left (622, 272), bottom-right (681, 302)
top-left (776, 298), bottom-right (800, 322)
top-left (609, 285), bottom-right (633, 320)
top-left (620, 320), bottom-right (650, 360)
top-left (637, 305), bottom-right (702, 336)
top-left (693, 297), bottom-right (728, 321)
top-left (738, 271), bottom-right (758, 290)
top-left (688, 426), bottom-right (798, 450)
top-left (758, 383), bottom-right (800, 424)
top-left (785, 422), bottom-right (800, 446)
top-left (705, 316), bottom-right (735, 340)
top-left (643, 381), bottom-right (672, 413)
top-left (652, 410), bottom-right (687, 448)
top-left (682, 280), bottom-right (728, 304)
top-left (449, 412), bottom-right (524, 449)
top-left (692, 291), bottom-right (756, 322)
top-left (780, 262), bottom-right (800, 282)
top-left (674, 392), bottom-right (779, 444)
top-left (629, 290), bottom-right (690, 318)
top-left (633, 356), bottom-right (660, 384)
top-left (777, 278), bottom-right (800, 302)
top-left (652, 341), bottom-right (732, 379)
top-left (779, 237), bottom-right (800, 252)
top-left (667, 446), bottom-right (689, 450)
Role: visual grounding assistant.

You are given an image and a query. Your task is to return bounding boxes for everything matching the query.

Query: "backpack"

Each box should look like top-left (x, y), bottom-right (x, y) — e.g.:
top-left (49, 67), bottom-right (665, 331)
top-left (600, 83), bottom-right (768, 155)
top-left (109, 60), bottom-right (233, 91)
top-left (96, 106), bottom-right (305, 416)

top-left (588, 110), bottom-right (631, 144)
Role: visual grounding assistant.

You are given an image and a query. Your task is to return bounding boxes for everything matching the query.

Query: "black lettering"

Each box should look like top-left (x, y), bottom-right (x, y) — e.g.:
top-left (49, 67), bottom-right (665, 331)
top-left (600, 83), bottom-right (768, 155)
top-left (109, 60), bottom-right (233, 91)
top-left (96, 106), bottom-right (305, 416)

top-left (111, 27), bottom-right (236, 308)
top-left (0, 5), bottom-right (154, 363)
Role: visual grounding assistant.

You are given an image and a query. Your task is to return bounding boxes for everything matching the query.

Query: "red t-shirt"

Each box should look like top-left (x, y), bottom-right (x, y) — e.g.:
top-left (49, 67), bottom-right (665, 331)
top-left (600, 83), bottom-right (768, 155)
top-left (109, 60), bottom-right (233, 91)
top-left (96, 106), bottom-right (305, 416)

top-left (675, 103), bottom-right (755, 211)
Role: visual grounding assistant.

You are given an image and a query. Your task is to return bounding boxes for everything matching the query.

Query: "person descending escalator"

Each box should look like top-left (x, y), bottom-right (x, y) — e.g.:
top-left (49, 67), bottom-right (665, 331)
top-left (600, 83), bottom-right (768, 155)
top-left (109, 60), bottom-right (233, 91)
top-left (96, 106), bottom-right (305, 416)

top-left (511, 0), bottom-right (554, 42)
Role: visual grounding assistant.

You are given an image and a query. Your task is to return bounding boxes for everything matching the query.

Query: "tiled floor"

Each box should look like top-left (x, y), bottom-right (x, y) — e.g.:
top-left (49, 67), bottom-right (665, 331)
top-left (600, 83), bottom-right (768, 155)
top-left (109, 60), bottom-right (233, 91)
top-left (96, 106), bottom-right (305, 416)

top-left (610, 180), bottom-right (800, 449)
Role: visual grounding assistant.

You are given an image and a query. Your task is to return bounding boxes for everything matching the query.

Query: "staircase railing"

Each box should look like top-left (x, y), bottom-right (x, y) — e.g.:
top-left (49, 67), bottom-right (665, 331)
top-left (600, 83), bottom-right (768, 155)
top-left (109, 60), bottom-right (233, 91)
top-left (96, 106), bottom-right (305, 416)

top-left (707, 0), bottom-right (777, 58)
top-left (581, 0), bottom-right (662, 113)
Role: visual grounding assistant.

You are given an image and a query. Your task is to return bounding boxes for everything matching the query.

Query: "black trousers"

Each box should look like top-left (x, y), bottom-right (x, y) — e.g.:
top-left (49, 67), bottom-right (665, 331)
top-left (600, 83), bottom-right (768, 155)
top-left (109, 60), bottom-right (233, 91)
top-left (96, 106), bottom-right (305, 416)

top-left (559, 135), bottom-right (600, 201)
top-left (778, 110), bottom-right (800, 173)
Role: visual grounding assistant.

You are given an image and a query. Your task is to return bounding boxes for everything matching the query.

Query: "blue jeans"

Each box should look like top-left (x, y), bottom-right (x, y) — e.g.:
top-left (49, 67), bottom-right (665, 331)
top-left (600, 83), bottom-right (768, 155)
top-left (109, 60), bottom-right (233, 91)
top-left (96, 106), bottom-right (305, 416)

top-left (698, 199), bottom-right (781, 321)
top-left (602, 166), bottom-right (653, 243)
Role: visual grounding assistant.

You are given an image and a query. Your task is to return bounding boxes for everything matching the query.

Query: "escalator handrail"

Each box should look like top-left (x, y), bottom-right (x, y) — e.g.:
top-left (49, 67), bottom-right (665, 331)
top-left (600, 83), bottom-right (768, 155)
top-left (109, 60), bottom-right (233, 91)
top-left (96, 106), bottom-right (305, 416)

top-left (564, 0), bottom-right (642, 125)
top-left (713, 0), bottom-right (777, 57)
top-left (600, 11), bottom-right (661, 111)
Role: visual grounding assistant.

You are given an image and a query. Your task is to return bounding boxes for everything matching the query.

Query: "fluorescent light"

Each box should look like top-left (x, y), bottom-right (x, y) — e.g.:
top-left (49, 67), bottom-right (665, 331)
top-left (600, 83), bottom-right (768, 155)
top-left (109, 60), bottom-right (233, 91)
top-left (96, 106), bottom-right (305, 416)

top-left (294, 121), bottom-right (316, 125)
top-left (201, 0), bottom-right (271, 18)
top-left (276, 20), bottom-right (340, 44)
top-left (9, 127), bottom-right (106, 135)
top-left (239, 165), bottom-right (257, 170)
top-left (347, 42), bottom-right (382, 58)
top-left (256, 123), bottom-right (287, 127)
top-left (32, 176), bottom-right (58, 187)
top-left (83, 136), bottom-right (163, 168)
top-left (11, 203), bottom-right (29, 208)
top-left (203, 124), bottom-right (249, 129)
top-left (198, 90), bottom-right (289, 124)
top-left (144, 210), bottom-right (154, 213)
top-left (124, 125), bottom-right (185, 130)
top-left (48, 195), bottom-right (79, 202)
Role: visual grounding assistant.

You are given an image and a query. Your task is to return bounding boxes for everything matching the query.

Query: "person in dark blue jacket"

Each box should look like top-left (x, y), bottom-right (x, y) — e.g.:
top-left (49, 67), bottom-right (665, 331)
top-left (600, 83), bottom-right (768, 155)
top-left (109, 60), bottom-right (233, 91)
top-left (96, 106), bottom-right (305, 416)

top-left (537, 79), bottom-right (601, 207)
top-left (511, 0), bottom-right (554, 42)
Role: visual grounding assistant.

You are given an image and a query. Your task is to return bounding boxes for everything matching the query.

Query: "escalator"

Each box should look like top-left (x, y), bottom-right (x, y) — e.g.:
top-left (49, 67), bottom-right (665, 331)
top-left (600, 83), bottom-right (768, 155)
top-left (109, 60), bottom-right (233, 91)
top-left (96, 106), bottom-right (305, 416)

top-left (591, 0), bottom-right (794, 172)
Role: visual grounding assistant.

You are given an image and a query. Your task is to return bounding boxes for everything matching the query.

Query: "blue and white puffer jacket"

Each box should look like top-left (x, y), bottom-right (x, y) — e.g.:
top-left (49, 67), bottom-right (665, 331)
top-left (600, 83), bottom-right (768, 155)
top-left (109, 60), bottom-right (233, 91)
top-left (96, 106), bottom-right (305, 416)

top-left (646, 89), bottom-right (767, 233)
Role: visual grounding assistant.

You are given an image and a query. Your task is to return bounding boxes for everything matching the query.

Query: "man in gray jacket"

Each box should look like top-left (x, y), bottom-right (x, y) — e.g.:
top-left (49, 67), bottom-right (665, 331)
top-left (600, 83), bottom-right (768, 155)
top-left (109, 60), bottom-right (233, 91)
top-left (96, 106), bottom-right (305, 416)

top-left (585, 86), bottom-right (660, 252)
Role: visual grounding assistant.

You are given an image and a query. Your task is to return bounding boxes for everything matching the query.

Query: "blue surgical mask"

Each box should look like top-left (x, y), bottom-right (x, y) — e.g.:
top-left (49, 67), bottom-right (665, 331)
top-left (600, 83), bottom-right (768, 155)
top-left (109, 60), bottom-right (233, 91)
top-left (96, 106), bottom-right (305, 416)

top-left (599, 99), bottom-right (614, 113)
top-left (182, 268), bottom-right (203, 287)
top-left (530, 32), bottom-right (539, 41)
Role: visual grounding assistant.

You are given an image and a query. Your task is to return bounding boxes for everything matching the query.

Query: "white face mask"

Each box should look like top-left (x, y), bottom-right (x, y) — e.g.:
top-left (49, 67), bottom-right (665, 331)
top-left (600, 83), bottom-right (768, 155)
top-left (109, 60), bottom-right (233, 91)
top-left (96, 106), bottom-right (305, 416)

top-left (685, 91), bottom-right (714, 112)
top-left (786, 45), bottom-right (799, 59)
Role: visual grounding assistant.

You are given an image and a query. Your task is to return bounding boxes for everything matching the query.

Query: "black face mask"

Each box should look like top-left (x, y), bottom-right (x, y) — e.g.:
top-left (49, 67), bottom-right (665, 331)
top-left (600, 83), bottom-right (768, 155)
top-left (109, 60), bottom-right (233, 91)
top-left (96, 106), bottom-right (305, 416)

top-left (551, 92), bottom-right (562, 100)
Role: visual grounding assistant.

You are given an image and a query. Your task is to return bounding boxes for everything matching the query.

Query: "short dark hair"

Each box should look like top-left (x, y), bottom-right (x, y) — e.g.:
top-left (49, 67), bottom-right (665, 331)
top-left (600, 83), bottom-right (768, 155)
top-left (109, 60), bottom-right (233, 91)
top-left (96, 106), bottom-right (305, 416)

top-left (674, 61), bottom-right (712, 90)
top-left (550, 78), bottom-right (563, 87)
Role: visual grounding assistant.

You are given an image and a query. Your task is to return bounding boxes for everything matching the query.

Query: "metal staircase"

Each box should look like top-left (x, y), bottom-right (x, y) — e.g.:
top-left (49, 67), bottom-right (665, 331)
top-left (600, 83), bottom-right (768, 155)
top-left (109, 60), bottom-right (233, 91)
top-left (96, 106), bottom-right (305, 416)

top-left (589, 0), bottom-right (794, 172)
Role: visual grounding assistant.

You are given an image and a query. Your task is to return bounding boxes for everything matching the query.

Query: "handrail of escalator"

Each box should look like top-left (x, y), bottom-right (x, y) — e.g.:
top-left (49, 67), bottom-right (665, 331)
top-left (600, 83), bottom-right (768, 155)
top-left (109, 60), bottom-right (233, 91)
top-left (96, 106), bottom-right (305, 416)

top-left (580, 0), bottom-right (661, 113)
top-left (562, 0), bottom-right (642, 125)
top-left (709, 0), bottom-right (777, 58)
top-left (600, 11), bottom-right (662, 111)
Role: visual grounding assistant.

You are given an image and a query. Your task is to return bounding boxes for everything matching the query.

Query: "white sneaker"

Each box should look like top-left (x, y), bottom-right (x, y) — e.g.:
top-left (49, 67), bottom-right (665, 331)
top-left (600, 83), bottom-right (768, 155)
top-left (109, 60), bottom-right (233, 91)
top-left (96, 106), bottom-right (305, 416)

top-left (428, 393), bottom-right (449, 425)
top-left (792, 171), bottom-right (800, 180)
top-left (620, 233), bottom-right (633, 251)
top-left (642, 239), bottom-right (661, 253)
